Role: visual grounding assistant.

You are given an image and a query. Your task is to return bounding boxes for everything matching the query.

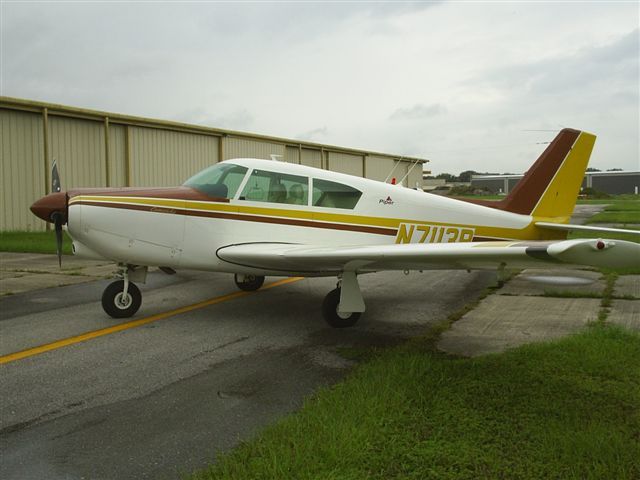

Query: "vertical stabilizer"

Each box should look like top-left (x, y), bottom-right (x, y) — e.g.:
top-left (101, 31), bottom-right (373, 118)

top-left (528, 130), bottom-right (596, 221)
top-left (461, 129), bottom-right (596, 222)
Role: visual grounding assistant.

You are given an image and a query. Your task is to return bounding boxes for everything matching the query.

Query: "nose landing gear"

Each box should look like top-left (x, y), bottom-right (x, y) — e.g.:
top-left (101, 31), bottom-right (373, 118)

top-left (102, 280), bottom-right (142, 318)
top-left (102, 265), bottom-right (146, 318)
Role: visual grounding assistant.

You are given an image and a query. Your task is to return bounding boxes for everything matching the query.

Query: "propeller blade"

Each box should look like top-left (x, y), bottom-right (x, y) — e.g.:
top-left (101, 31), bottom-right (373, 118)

top-left (52, 212), bottom-right (63, 267)
top-left (51, 159), bottom-right (62, 193)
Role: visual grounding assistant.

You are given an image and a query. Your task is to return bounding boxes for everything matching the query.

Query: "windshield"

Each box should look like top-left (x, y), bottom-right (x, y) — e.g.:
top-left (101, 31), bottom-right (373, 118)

top-left (183, 163), bottom-right (248, 199)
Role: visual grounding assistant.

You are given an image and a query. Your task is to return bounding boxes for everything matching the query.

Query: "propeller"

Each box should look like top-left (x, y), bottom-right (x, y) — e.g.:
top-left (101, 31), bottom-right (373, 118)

top-left (30, 158), bottom-right (68, 269)
top-left (50, 159), bottom-right (64, 267)
top-left (52, 211), bottom-right (64, 267)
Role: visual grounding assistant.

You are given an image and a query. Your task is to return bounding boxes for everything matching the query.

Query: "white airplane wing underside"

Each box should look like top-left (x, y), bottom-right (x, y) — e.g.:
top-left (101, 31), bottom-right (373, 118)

top-left (216, 238), bottom-right (640, 274)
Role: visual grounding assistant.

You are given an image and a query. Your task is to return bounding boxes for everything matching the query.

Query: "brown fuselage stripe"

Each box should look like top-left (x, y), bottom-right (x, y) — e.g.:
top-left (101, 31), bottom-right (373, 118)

top-left (74, 201), bottom-right (398, 236)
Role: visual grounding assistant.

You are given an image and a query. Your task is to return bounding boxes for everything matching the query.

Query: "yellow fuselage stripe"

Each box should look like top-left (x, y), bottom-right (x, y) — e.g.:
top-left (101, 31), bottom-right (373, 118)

top-left (70, 195), bottom-right (553, 240)
top-left (0, 277), bottom-right (302, 365)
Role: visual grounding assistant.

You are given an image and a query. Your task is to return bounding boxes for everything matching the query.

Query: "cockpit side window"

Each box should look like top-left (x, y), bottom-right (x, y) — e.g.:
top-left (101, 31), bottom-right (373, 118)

top-left (183, 163), bottom-right (248, 199)
top-left (312, 179), bottom-right (362, 209)
top-left (239, 170), bottom-right (309, 205)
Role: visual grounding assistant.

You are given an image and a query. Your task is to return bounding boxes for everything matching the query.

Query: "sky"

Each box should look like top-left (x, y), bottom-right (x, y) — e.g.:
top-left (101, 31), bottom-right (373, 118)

top-left (1, 1), bottom-right (638, 175)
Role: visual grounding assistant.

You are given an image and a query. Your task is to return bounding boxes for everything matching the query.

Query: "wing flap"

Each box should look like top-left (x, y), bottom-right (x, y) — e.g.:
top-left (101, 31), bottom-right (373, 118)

top-left (217, 238), bottom-right (639, 274)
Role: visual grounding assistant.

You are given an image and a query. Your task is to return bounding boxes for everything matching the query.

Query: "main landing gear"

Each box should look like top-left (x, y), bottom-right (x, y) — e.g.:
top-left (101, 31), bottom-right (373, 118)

top-left (234, 274), bottom-right (265, 291)
top-left (102, 265), bottom-right (147, 318)
top-left (321, 271), bottom-right (365, 328)
top-left (231, 271), bottom-right (365, 329)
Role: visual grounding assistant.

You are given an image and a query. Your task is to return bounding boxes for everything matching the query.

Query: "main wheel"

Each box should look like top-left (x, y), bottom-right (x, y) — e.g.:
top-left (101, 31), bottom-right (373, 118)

top-left (234, 274), bottom-right (265, 291)
top-left (322, 288), bottom-right (361, 328)
top-left (102, 280), bottom-right (142, 318)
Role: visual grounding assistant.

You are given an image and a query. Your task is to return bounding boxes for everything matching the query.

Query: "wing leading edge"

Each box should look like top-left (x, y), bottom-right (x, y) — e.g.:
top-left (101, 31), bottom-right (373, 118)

top-left (216, 238), bottom-right (639, 274)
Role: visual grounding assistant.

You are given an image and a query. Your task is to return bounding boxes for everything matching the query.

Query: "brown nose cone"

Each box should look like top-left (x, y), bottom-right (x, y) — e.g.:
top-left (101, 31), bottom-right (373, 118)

top-left (30, 191), bottom-right (68, 223)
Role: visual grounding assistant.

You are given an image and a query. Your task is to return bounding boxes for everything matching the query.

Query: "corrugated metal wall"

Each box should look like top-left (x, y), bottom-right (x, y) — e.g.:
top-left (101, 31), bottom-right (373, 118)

top-left (1, 98), bottom-right (426, 231)
top-left (301, 148), bottom-right (322, 169)
top-left (0, 109), bottom-right (46, 231)
top-left (328, 152), bottom-right (363, 177)
top-left (406, 160), bottom-right (423, 189)
top-left (129, 127), bottom-right (219, 186)
top-left (284, 146), bottom-right (300, 164)
top-left (224, 137), bottom-right (284, 161)
top-left (108, 124), bottom-right (127, 187)
top-left (365, 155), bottom-right (395, 182)
top-left (49, 116), bottom-right (106, 189)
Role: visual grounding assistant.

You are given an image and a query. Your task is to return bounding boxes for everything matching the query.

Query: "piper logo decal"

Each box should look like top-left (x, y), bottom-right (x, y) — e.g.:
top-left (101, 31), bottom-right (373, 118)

top-left (395, 223), bottom-right (475, 244)
top-left (379, 196), bottom-right (394, 205)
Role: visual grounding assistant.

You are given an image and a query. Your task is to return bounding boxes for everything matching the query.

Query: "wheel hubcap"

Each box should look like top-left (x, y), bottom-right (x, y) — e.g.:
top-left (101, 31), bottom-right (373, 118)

top-left (115, 292), bottom-right (133, 310)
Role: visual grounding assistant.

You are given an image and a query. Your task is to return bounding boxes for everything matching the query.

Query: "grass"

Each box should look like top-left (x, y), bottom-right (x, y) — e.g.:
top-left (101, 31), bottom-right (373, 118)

top-left (190, 324), bottom-right (640, 480)
top-left (586, 211), bottom-right (640, 224)
top-left (577, 194), bottom-right (639, 205)
top-left (580, 196), bottom-right (640, 225)
top-left (0, 231), bottom-right (73, 255)
top-left (450, 194), bottom-right (504, 200)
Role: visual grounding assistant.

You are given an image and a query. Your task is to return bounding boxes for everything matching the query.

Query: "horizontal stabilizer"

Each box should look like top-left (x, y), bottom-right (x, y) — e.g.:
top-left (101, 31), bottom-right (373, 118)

top-left (535, 222), bottom-right (640, 236)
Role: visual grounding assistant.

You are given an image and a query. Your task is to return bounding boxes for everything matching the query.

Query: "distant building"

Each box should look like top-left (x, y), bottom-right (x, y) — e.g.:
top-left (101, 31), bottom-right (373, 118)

top-left (471, 170), bottom-right (640, 195)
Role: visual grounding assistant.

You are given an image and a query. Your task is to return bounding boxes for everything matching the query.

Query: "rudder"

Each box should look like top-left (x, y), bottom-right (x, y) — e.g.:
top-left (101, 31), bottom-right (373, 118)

top-left (463, 129), bottom-right (596, 223)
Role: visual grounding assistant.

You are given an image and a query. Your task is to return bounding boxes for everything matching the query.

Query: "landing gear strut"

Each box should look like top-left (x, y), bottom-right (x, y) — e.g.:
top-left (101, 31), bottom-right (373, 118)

top-left (321, 271), bottom-right (365, 328)
top-left (234, 274), bottom-right (265, 291)
top-left (102, 265), bottom-right (145, 318)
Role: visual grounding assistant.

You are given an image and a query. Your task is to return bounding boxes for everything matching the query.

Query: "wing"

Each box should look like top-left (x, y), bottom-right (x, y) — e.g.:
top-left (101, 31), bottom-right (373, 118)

top-left (535, 222), bottom-right (640, 236)
top-left (216, 238), bottom-right (640, 274)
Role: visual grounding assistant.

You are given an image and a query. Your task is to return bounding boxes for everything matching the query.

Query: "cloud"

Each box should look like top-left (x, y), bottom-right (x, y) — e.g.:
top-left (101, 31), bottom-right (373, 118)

top-left (296, 127), bottom-right (328, 141)
top-left (477, 28), bottom-right (639, 96)
top-left (1, 2), bottom-right (638, 175)
top-left (389, 103), bottom-right (446, 121)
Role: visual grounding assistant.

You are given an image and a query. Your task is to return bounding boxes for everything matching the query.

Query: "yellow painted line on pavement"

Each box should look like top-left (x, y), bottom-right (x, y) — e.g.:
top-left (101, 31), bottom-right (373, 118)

top-left (0, 277), bottom-right (303, 366)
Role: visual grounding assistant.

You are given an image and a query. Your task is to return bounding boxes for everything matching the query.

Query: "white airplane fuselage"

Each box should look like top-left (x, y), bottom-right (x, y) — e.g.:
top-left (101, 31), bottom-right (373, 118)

top-left (66, 158), bottom-right (548, 276)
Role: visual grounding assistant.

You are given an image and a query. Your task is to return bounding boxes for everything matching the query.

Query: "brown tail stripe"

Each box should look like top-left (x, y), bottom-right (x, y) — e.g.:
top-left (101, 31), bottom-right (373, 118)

top-left (458, 129), bottom-right (581, 215)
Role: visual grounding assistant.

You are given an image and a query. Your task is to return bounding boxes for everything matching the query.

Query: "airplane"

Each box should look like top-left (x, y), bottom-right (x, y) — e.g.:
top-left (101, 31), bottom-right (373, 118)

top-left (30, 128), bottom-right (639, 327)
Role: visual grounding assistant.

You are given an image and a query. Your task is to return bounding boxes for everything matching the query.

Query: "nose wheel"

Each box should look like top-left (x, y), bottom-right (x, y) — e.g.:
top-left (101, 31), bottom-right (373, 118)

top-left (102, 280), bottom-right (142, 318)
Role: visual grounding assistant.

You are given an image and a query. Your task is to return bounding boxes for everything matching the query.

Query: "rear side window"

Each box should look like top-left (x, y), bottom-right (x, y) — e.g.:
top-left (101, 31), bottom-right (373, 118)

top-left (312, 179), bottom-right (362, 209)
top-left (239, 170), bottom-right (309, 206)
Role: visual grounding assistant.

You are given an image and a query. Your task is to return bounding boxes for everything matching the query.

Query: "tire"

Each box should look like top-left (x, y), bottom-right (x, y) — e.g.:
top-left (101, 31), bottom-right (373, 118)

top-left (322, 288), bottom-right (361, 328)
top-left (234, 274), bottom-right (265, 292)
top-left (102, 280), bottom-right (142, 318)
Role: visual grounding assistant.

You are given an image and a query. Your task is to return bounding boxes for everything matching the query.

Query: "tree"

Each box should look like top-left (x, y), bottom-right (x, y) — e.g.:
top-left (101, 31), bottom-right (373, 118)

top-left (436, 173), bottom-right (457, 182)
top-left (586, 167), bottom-right (601, 172)
top-left (458, 170), bottom-right (477, 183)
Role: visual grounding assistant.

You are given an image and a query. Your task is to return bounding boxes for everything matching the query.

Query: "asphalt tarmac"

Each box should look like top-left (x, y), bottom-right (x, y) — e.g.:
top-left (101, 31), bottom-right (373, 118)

top-left (0, 269), bottom-right (493, 480)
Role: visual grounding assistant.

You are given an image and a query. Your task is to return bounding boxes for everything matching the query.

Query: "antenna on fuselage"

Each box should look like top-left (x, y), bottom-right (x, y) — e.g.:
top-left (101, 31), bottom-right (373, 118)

top-left (384, 157), bottom-right (403, 184)
top-left (270, 154), bottom-right (283, 161)
top-left (397, 158), bottom-right (422, 187)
